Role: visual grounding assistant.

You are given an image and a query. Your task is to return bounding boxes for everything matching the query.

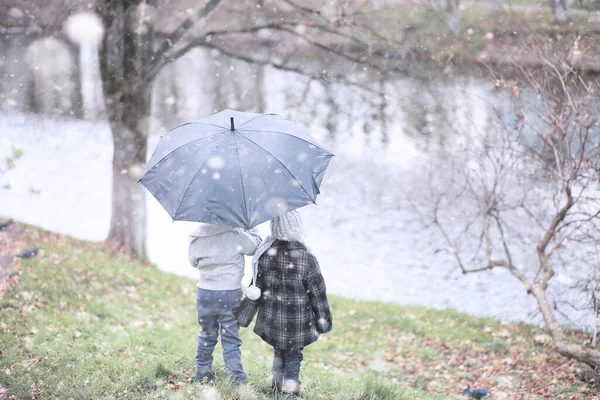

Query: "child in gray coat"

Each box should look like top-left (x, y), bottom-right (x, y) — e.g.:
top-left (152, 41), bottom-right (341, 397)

top-left (188, 223), bottom-right (261, 384)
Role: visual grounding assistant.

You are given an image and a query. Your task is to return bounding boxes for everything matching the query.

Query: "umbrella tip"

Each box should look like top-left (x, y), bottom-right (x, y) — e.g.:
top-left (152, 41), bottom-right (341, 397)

top-left (230, 117), bottom-right (235, 131)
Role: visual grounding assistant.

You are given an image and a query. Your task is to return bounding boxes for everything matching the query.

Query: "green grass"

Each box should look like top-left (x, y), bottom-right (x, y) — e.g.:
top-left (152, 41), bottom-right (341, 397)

top-left (0, 229), bottom-right (453, 399)
top-left (0, 226), bottom-right (592, 399)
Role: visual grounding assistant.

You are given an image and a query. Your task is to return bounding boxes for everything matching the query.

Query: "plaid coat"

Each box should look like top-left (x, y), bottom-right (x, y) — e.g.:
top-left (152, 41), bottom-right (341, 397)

top-left (235, 240), bottom-right (332, 350)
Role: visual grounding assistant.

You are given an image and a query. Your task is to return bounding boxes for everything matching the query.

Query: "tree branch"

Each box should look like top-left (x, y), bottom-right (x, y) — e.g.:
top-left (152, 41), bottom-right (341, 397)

top-left (536, 185), bottom-right (574, 286)
top-left (191, 39), bottom-right (380, 94)
top-left (146, 18), bottom-right (404, 82)
top-left (149, 0), bottom-right (223, 79)
top-left (280, 0), bottom-right (332, 25)
top-left (200, 23), bottom-right (374, 68)
top-left (538, 185), bottom-right (574, 255)
top-left (269, 25), bottom-right (385, 73)
top-left (147, 23), bottom-right (290, 79)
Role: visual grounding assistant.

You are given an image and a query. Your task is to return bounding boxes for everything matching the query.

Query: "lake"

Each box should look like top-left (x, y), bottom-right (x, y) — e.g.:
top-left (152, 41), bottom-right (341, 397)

top-left (0, 48), bottom-right (593, 330)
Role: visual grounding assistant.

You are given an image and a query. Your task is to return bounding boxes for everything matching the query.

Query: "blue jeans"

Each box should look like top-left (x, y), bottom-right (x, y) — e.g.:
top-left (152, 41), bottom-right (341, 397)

top-left (272, 347), bottom-right (303, 394)
top-left (196, 288), bottom-right (246, 384)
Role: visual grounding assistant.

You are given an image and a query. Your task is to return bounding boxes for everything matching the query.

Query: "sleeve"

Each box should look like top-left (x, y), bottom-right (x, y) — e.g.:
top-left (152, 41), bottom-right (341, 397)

top-left (188, 237), bottom-right (199, 268)
top-left (234, 296), bottom-right (261, 327)
top-left (235, 257), bottom-right (263, 327)
top-left (234, 228), bottom-right (262, 255)
top-left (304, 253), bottom-right (333, 334)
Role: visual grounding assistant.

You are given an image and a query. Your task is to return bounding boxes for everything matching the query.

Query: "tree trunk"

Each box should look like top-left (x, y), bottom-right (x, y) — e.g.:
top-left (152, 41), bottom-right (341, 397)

top-left (97, 0), bottom-right (155, 257)
top-left (378, 78), bottom-right (388, 145)
top-left (446, 0), bottom-right (460, 34)
top-left (324, 83), bottom-right (339, 141)
top-left (256, 64), bottom-right (266, 113)
top-left (530, 284), bottom-right (600, 369)
top-left (108, 102), bottom-right (149, 257)
top-left (490, 0), bottom-right (506, 13)
top-left (66, 41), bottom-right (84, 119)
top-left (428, 0), bottom-right (441, 12)
top-left (549, 0), bottom-right (569, 24)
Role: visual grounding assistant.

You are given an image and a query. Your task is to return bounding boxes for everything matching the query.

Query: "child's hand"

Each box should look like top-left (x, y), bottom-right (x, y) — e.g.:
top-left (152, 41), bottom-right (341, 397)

top-left (235, 296), bottom-right (260, 327)
top-left (316, 317), bottom-right (331, 333)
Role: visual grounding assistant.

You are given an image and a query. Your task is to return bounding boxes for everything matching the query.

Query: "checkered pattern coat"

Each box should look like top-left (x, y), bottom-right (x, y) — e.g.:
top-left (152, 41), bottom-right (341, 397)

top-left (235, 240), bottom-right (332, 350)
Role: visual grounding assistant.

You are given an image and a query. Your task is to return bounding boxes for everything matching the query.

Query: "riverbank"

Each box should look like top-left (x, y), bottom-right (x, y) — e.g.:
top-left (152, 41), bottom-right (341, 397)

top-left (0, 222), bottom-right (595, 399)
top-left (302, 3), bottom-right (600, 77)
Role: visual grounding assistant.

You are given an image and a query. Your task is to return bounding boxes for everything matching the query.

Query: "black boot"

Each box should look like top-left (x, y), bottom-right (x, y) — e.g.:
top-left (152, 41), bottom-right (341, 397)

top-left (271, 378), bottom-right (282, 393)
top-left (193, 372), bottom-right (215, 384)
top-left (272, 350), bottom-right (285, 393)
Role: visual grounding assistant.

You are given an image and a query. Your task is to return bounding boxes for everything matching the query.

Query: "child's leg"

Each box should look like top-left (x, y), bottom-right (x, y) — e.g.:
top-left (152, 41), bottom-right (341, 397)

top-left (281, 348), bottom-right (304, 395)
top-left (195, 289), bottom-right (218, 382)
top-left (272, 348), bottom-right (285, 391)
top-left (217, 289), bottom-right (246, 384)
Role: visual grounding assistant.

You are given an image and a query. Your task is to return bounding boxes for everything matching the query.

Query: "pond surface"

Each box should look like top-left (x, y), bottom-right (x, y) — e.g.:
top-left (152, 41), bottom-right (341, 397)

top-left (0, 49), bottom-right (592, 330)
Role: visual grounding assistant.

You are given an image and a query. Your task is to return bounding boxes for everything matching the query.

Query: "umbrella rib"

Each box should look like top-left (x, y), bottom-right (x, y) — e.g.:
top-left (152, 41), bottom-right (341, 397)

top-left (238, 114), bottom-right (300, 129)
top-left (240, 129), bottom-right (333, 154)
top-left (172, 134), bottom-right (230, 219)
top-left (171, 121), bottom-right (227, 130)
top-left (142, 132), bottom-right (224, 178)
top-left (240, 135), bottom-right (316, 205)
top-left (237, 113), bottom-right (269, 129)
top-left (232, 134), bottom-right (250, 227)
top-left (242, 144), bottom-right (277, 225)
top-left (192, 121), bottom-right (229, 130)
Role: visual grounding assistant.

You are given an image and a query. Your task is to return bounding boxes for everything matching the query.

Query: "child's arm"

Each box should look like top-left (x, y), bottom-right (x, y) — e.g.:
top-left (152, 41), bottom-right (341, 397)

top-left (304, 254), bottom-right (333, 334)
top-left (234, 228), bottom-right (262, 255)
top-left (235, 296), bottom-right (260, 327)
top-left (235, 262), bottom-right (263, 327)
top-left (188, 237), bottom-right (200, 268)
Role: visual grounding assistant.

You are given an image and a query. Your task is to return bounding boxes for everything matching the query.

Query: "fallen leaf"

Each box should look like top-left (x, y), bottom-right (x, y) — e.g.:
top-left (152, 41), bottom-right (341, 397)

top-left (17, 358), bottom-right (39, 368)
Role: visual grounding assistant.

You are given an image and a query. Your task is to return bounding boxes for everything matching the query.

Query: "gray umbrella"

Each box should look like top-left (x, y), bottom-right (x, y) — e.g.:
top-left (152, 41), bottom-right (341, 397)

top-left (139, 109), bottom-right (333, 228)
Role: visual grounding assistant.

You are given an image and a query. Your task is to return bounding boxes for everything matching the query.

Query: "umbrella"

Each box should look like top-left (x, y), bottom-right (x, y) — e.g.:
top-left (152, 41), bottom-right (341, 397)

top-left (139, 109), bottom-right (333, 228)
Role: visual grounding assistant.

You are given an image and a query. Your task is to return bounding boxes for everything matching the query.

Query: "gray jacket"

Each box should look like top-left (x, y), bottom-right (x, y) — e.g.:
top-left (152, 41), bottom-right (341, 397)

top-left (188, 224), bottom-right (261, 290)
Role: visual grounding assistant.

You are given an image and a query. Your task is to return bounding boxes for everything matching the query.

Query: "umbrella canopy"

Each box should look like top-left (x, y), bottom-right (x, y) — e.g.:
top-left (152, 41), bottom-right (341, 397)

top-left (139, 109), bottom-right (333, 228)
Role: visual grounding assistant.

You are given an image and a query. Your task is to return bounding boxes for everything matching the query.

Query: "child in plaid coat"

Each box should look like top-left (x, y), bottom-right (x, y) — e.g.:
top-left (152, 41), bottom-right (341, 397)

top-left (235, 211), bottom-right (332, 397)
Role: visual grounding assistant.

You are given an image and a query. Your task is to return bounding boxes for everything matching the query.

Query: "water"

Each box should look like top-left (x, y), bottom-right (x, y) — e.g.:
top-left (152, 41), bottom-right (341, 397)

top-left (0, 48), bottom-right (594, 330)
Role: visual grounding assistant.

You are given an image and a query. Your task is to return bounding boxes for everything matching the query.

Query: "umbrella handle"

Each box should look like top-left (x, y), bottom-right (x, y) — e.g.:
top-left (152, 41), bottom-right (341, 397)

top-left (230, 117), bottom-right (235, 131)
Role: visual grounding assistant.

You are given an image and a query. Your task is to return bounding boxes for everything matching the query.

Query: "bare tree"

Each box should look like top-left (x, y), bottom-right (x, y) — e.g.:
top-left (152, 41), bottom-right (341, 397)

top-left (95, 0), bottom-right (398, 256)
top-left (421, 60), bottom-right (600, 376)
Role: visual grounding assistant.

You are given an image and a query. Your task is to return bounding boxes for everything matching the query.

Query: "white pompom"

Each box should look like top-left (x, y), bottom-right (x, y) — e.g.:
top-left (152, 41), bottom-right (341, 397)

top-left (246, 285), bottom-right (261, 300)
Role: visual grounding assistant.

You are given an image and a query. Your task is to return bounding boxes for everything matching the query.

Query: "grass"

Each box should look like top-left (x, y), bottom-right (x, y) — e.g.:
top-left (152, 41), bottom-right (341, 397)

top-left (0, 225), bottom-right (594, 399)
